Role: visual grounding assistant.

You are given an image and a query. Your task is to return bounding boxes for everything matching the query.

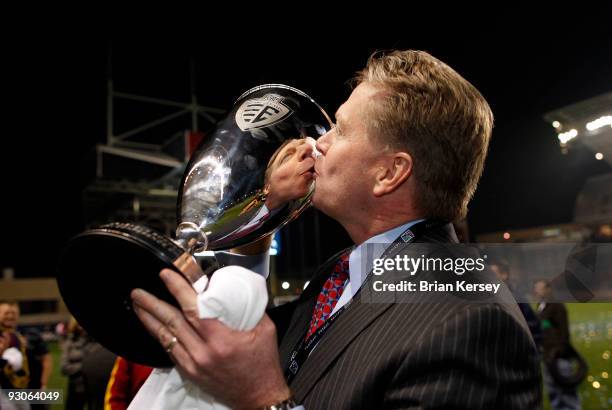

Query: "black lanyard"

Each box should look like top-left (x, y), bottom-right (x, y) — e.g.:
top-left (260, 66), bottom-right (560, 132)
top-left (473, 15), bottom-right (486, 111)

top-left (284, 219), bottom-right (444, 383)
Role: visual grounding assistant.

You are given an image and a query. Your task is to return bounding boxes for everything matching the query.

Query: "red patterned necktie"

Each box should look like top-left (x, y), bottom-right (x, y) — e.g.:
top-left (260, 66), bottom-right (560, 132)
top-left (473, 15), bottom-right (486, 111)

top-left (305, 253), bottom-right (350, 339)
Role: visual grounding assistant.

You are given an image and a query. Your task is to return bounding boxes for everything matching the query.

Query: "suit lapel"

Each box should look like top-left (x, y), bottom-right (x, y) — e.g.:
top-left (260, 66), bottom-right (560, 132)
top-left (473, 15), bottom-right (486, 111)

top-left (289, 288), bottom-right (395, 401)
top-left (287, 223), bottom-right (459, 401)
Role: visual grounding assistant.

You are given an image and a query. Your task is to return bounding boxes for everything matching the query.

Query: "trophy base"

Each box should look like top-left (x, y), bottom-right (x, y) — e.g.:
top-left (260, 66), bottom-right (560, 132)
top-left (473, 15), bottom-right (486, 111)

top-left (57, 223), bottom-right (215, 368)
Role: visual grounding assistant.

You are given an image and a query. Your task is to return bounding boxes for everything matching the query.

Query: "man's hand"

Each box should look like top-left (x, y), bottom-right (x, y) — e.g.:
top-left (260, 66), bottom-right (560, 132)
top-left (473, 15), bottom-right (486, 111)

top-left (131, 269), bottom-right (291, 409)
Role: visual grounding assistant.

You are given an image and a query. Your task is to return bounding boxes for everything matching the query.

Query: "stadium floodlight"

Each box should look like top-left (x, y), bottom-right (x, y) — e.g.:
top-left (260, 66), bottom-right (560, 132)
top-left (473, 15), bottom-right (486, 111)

top-left (558, 129), bottom-right (578, 144)
top-left (586, 115), bottom-right (612, 131)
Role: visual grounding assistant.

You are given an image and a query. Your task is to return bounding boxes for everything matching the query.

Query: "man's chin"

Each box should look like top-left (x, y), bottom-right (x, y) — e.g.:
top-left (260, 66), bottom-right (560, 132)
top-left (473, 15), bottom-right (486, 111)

top-left (311, 190), bottom-right (323, 210)
top-left (311, 191), bottom-right (331, 215)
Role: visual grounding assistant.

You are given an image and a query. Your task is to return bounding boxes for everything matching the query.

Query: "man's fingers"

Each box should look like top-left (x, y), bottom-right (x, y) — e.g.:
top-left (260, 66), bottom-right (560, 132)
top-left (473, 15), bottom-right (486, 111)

top-left (131, 288), bottom-right (204, 356)
top-left (151, 313), bottom-right (199, 378)
top-left (158, 269), bottom-right (258, 342)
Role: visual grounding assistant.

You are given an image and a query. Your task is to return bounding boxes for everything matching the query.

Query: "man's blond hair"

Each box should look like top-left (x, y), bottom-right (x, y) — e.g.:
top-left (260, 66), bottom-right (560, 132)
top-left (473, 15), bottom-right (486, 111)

top-left (356, 50), bottom-right (493, 221)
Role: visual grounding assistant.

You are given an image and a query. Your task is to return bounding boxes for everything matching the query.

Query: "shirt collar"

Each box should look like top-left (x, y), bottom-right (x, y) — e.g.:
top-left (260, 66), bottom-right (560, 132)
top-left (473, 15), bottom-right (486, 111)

top-left (347, 219), bottom-right (424, 296)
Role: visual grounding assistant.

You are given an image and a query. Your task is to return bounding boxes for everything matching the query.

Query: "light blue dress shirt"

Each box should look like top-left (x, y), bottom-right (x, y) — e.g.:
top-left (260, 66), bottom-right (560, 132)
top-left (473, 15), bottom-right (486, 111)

top-left (333, 219), bottom-right (424, 315)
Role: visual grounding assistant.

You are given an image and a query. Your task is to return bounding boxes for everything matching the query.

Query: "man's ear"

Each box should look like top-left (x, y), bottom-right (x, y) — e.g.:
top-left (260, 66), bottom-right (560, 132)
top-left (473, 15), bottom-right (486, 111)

top-left (373, 152), bottom-right (413, 197)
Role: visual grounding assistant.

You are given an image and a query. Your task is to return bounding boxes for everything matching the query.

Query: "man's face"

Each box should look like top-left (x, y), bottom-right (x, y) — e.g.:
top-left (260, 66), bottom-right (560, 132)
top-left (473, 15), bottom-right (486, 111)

top-left (533, 281), bottom-right (550, 300)
top-left (312, 82), bottom-right (387, 220)
top-left (0, 304), bottom-right (19, 330)
top-left (265, 138), bottom-right (315, 210)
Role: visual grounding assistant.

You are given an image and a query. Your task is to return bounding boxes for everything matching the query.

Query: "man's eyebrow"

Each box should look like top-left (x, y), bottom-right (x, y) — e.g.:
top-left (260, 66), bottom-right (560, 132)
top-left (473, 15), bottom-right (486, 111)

top-left (279, 139), bottom-right (301, 155)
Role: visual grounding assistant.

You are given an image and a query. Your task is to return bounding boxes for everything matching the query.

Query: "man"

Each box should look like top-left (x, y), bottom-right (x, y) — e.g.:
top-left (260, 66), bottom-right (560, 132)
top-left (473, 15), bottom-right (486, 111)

top-left (1, 299), bottom-right (55, 394)
top-left (131, 50), bottom-right (541, 409)
top-left (0, 301), bottom-right (29, 389)
top-left (534, 279), bottom-right (581, 410)
top-left (262, 137), bottom-right (316, 212)
top-left (0, 302), bottom-right (53, 393)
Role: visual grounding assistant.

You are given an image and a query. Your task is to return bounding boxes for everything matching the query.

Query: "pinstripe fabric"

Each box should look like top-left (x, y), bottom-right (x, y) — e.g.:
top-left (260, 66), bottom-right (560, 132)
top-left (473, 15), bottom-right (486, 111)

top-left (269, 223), bottom-right (542, 409)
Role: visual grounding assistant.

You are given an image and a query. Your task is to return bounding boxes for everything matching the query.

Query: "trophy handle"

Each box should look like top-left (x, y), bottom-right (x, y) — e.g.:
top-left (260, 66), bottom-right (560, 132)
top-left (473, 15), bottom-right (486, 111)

top-left (172, 251), bottom-right (220, 292)
top-left (173, 252), bottom-right (207, 285)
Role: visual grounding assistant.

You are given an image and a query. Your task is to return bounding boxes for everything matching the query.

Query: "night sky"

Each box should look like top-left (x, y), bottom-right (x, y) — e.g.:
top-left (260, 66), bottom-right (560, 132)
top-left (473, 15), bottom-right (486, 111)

top-left (2, 25), bottom-right (611, 277)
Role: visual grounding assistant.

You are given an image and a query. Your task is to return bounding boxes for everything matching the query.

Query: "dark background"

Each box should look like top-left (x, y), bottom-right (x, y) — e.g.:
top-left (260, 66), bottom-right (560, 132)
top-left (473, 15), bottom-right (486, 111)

top-left (2, 24), bottom-right (611, 278)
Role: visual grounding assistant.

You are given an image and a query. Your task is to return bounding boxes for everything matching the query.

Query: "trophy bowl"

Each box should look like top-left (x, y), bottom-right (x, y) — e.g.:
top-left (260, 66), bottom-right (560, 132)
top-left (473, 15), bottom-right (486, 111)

top-left (57, 85), bottom-right (332, 367)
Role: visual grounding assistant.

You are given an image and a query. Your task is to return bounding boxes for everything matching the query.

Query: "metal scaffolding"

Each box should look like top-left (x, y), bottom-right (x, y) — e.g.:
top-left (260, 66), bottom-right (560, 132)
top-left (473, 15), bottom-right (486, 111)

top-left (83, 54), bottom-right (225, 234)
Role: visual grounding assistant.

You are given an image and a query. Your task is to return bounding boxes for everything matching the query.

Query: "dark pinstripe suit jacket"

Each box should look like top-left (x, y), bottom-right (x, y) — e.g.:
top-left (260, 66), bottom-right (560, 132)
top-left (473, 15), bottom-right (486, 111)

top-left (269, 223), bottom-right (542, 409)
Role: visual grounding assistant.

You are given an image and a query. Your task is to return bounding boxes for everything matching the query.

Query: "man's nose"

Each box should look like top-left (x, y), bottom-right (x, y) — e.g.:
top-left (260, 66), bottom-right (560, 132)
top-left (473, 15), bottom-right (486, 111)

top-left (315, 131), bottom-right (331, 155)
top-left (297, 142), bottom-right (314, 161)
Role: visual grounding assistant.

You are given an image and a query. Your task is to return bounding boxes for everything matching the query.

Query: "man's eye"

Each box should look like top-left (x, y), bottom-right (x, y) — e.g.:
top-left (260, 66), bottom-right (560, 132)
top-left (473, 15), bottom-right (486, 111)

top-left (279, 150), bottom-right (295, 164)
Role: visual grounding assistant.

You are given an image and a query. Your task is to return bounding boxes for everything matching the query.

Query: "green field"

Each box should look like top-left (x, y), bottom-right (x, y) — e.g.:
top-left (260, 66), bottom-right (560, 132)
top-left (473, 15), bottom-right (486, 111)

top-left (44, 303), bottom-right (612, 409)
top-left (555, 303), bottom-right (612, 409)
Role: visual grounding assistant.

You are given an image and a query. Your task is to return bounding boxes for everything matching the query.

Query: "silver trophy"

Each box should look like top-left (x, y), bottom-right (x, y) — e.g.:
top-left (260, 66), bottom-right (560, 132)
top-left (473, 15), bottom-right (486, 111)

top-left (57, 85), bottom-right (332, 366)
